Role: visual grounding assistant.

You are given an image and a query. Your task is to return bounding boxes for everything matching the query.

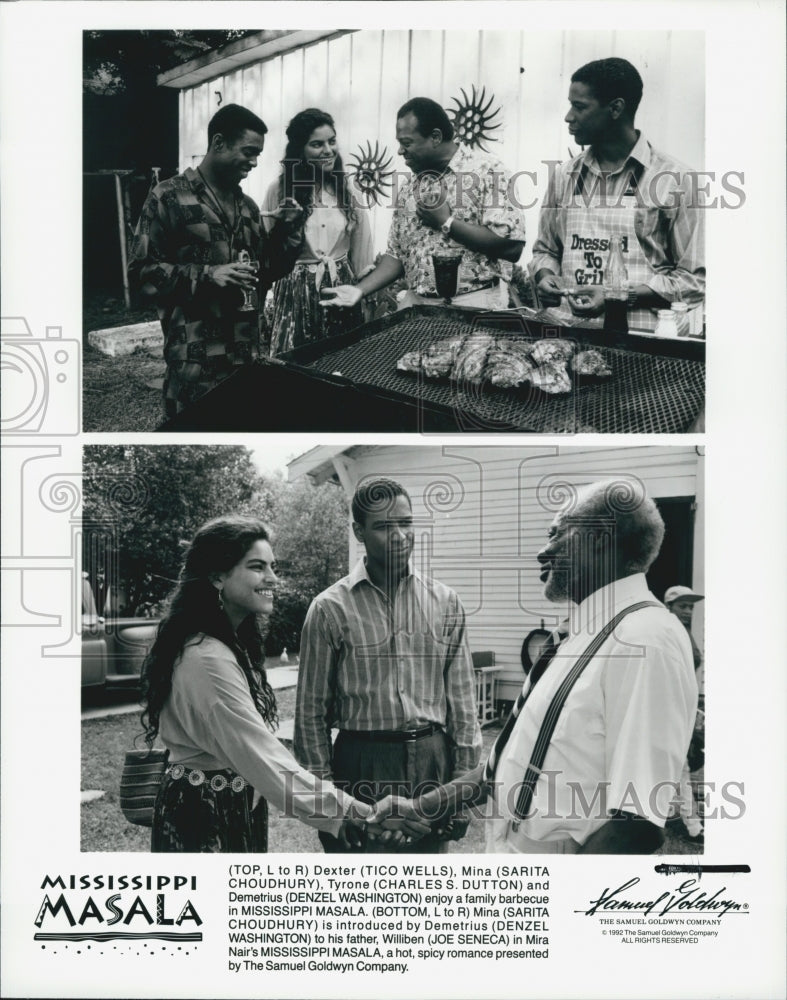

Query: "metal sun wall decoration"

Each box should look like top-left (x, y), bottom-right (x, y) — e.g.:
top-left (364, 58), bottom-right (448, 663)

top-left (347, 86), bottom-right (502, 203)
top-left (447, 86), bottom-right (502, 150)
top-left (347, 140), bottom-right (395, 206)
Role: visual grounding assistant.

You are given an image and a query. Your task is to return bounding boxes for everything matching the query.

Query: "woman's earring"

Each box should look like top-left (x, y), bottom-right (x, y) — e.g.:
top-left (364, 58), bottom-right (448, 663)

top-left (217, 587), bottom-right (224, 612)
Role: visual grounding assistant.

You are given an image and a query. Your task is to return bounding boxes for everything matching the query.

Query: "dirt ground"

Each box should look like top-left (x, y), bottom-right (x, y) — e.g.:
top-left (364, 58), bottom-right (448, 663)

top-left (83, 292), bottom-right (163, 432)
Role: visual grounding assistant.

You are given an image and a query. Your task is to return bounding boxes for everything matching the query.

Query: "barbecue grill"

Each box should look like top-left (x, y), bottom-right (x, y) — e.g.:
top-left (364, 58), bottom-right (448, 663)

top-left (158, 306), bottom-right (704, 433)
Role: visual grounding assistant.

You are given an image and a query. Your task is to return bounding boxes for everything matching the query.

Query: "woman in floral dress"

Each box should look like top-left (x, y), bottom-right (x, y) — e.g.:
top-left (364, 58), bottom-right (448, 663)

top-left (263, 108), bottom-right (373, 356)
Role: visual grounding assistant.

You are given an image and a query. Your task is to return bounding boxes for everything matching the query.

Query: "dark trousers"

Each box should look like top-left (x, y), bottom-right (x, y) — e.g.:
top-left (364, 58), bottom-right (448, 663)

top-left (320, 729), bottom-right (451, 854)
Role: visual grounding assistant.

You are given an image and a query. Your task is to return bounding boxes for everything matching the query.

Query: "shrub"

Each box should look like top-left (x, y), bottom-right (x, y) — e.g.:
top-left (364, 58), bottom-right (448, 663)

top-left (264, 580), bottom-right (311, 656)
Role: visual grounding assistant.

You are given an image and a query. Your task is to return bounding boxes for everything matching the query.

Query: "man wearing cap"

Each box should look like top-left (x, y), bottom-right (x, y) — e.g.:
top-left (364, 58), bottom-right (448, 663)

top-left (664, 585), bottom-right (704, 670)
top-left (665, 585), bottom-right (705, 842)
top-left (382, 478), bottom-right (698, 854)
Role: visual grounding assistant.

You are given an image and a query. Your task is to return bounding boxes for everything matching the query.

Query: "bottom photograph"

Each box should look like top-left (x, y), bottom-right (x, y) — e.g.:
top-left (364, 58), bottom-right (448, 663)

top-left (81, 443), bottom-right (705, 856)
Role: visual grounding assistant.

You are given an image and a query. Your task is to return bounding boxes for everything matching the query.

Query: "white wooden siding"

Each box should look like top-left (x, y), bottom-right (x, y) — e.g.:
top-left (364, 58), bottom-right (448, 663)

top-left (178, 30), bottom-right (704, 267)
top-left (317, 445), bottom-right (702, 700)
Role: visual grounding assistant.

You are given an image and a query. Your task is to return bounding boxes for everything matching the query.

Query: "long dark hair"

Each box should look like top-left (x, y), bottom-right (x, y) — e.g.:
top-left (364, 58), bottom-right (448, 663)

top-left (141, 515), bottom-right (278, 746)
top-left (278, 108), bottom-right (357, 230)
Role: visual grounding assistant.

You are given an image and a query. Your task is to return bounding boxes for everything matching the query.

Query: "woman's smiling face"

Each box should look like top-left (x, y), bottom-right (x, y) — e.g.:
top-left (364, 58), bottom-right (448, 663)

top-left (216, 538), bottom-right (277, 627)
top-left (303, 124), bottom-right (338, 173)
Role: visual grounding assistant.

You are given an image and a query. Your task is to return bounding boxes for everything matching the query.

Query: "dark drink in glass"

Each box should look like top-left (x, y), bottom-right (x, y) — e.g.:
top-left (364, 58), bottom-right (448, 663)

top-left (432, 249), bottom-right (463, 303)
top-left (603, 235), bottom-right (628, 333)
top-left (603, 292), bottom-right (629, 333)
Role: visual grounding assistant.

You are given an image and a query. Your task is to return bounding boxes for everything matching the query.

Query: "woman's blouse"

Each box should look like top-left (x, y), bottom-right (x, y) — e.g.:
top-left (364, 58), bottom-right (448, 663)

top-left (158, 634), bottom-right (352, 836)
top-left (262, 178), bottom-right (373, 277)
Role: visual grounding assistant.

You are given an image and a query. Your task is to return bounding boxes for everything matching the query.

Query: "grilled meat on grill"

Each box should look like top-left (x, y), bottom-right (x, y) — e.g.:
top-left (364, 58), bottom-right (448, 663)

top-left (396, 351), bottom-right (423, 372)
top-left (530, 338), bottom-right (576, 366)
top-left (486, 339), bottom-right (536, 388)
top-left (396, 333), bottom-right (602, 396)
top-left (450, 333), bottom-right (495, 384)
top-left (530, 361), bottom-right (572, 394)
top-left (421, 335), bottom-right (467, 378)
top-left (571, 349), bottom-right (612, 377)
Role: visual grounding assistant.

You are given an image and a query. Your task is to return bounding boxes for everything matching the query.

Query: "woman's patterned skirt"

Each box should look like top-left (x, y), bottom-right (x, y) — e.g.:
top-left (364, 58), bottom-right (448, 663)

top-left (151, 767), bottom-right (268, 853)
top-left (269, 256), bottom-right (363, 356)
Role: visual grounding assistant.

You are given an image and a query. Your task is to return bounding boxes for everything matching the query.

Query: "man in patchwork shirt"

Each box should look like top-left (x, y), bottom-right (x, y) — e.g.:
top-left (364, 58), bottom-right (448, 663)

top-left (322, 97), bottom-right (525, 312)
top-left (128, 103), bottom-right (302, 419)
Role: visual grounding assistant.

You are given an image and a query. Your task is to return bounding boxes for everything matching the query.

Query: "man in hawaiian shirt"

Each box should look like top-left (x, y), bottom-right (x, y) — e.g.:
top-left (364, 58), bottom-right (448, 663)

top-left (321, 97), bottom-right (525, 312)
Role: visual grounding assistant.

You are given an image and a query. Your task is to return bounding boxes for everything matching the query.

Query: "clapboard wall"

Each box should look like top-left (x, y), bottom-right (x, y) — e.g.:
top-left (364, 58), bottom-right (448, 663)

top-left (298, 445), bottom-right (703, 701)
top-left (176, 30), bottom-right (705, 266)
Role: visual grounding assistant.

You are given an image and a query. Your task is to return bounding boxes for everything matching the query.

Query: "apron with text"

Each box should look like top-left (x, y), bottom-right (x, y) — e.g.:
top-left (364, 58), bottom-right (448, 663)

top-left (547, 163), bottom-right (659, 333)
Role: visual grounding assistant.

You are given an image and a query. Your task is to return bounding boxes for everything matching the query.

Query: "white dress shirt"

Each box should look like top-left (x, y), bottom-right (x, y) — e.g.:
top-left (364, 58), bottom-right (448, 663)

top-left (486, 573), bottom-right (698, 851)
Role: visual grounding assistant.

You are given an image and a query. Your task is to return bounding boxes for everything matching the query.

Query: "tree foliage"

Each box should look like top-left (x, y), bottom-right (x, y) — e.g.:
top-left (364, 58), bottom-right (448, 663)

top-left (265, 479), bottom-right (349, 654)
top-left (83, 30), bottom-right (255, 95)
top-left (272, 479), bottom-right (349, 598)
top-left (83, 445), bottom-right (270, 615)
top-left (82, 447), bottom-right (350, 650)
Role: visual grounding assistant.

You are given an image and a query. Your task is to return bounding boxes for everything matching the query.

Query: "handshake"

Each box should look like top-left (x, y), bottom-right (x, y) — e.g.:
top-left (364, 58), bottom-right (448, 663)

top-left (340, 795), bottom-right (470, 851)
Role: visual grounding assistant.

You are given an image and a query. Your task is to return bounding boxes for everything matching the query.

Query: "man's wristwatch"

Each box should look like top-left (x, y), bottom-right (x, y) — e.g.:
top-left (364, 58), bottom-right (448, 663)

top-left (441, 215), bottom-right (456, 236)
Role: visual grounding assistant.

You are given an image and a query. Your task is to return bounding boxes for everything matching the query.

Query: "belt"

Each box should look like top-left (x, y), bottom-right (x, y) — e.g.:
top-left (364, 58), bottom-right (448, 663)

top-left (420, 276), bottom-right (500, 300)
top-left (341, 723), bottom-right (443, 743)
top-left (293, 253), bottom-right (349, 269)
top-left (167, 764), bottom-right (249, 793)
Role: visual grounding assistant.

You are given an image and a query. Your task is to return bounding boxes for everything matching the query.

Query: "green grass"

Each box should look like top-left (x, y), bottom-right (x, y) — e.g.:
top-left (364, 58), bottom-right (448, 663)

top-left (82, 686), bottom-right (697, 855)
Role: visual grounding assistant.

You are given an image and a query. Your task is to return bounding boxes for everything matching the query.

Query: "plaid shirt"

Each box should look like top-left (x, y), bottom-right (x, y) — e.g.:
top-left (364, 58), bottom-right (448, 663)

top-left (128, 167), bottom-right (300, 416)
top-left (386, 144), bottom-right (526, 296)
top-left (294, 560), bottom-right (482, 780)
top-left (532, 133), bottom-right (705, 306)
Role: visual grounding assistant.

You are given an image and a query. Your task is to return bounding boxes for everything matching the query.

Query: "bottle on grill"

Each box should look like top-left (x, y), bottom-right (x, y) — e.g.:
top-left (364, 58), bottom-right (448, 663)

top-left (603, 236), bottom-right (629, 334)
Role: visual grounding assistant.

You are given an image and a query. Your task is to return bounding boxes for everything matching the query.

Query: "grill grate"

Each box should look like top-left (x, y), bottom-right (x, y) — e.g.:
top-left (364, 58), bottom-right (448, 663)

top-left (302, 314), bottom-right (704, 433)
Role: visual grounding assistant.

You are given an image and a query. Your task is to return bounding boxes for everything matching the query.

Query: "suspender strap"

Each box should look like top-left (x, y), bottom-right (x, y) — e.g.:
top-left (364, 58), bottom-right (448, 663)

top-left (511, 601), bottom-right (661, 830)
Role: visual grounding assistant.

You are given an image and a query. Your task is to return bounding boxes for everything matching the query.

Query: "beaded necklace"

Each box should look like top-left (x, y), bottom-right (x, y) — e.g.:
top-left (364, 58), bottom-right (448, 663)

top-left (197, 167), bottom-right (243, 249)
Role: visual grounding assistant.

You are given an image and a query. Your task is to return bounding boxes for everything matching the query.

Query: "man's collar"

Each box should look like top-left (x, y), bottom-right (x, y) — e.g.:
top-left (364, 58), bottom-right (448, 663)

top-left (572, 573), bottom-right (653, 630)
top-left (626, 131), bottom-right (652, 168)
top-left (445, 142), bottom-right (471, 173)
top-left (576, 131), bottom-right (652, 174)
top-left (348, 558), bottom-right (418, 590)
top-left (186, 163), bottom-right (243, 197)
top-left (184, 166), bottom-right (203, 190)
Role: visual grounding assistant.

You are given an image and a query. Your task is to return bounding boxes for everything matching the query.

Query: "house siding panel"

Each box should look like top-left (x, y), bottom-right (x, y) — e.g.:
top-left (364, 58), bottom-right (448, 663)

top-left (177, 30), bottom-right (704, 269)
top-left (328, 446), bottom-right (701, 702)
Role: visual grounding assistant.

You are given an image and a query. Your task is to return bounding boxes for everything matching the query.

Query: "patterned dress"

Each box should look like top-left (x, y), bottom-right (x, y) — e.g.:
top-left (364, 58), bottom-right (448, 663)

top-left (263, 180), bottom-right (373, 356)
top-left (152, 770), bottom-right (268, 853)
top-left (151, 634), bottom-right (353, 854)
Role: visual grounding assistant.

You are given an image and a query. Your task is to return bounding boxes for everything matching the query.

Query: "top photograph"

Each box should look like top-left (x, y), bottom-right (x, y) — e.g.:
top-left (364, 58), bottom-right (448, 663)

top-left (83, 29), bottom-right (708, 434)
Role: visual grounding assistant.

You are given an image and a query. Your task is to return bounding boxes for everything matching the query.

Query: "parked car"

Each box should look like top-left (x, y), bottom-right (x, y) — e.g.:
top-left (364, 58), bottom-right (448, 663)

top-left (81, 574), bottom-right (158, 690)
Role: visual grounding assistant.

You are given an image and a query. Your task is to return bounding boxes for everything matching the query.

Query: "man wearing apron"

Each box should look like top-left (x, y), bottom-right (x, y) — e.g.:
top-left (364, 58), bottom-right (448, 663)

top-left (532, 58), bottom-right (705, 334)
